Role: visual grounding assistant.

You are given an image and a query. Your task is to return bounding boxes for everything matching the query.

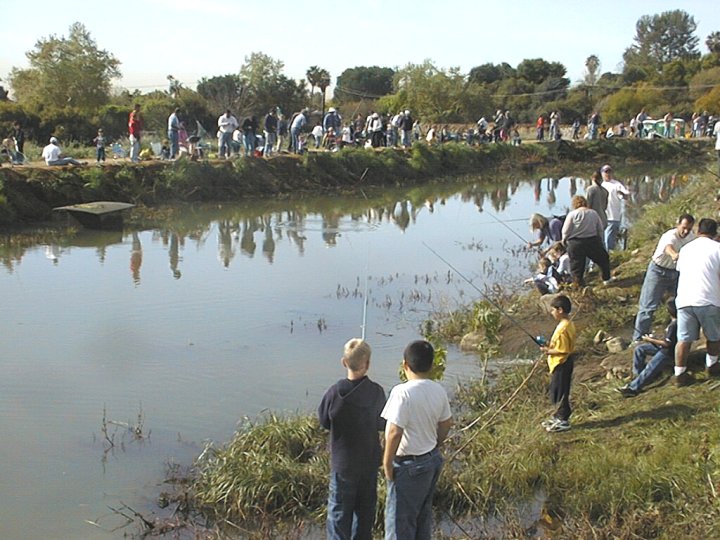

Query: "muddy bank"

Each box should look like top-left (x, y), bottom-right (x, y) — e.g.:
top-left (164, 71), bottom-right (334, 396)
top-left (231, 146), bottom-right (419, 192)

top-left (0, 139), bottom-right (712, 225)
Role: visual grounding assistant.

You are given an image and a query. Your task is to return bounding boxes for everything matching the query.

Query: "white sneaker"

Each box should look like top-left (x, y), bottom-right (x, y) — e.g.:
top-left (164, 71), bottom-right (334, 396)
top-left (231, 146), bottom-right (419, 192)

top-left (546, 420), bottom-right (571, 432)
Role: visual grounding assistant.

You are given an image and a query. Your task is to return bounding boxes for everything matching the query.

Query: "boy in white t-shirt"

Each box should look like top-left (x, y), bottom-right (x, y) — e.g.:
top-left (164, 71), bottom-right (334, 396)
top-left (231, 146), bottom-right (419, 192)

top-left (382, 340), bottom-right (453, 539)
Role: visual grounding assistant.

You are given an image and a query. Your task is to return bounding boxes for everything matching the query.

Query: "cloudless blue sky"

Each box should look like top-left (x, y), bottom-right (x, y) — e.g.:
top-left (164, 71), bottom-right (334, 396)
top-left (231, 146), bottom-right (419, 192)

top-left (1, 0), bottom-right (717, 95)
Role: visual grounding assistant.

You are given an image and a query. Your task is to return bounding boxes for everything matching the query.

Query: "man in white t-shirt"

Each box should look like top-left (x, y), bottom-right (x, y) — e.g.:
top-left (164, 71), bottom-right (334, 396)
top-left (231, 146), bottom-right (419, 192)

top-left (382, 340), bottom-right (453, 540)
top-left (217, 109), bottom-right (239, 159)
top-left (673, 218), bottom-right (720, 386)
top-left (632, 214), bottom-right (695, 341)
top-left (714, 119), bottom-right (720, 175)
top-left (600, 164), bottom-right (630, 250)
top-left (42, 137), bottom-right (83, 166)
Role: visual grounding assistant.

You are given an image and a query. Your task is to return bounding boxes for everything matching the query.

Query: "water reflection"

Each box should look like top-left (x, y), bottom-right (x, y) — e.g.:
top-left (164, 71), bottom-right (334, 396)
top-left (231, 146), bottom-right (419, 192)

top-left (0, 168), bottom-right (705, 540)
top-left (0, 171), bottom-right (697, 277)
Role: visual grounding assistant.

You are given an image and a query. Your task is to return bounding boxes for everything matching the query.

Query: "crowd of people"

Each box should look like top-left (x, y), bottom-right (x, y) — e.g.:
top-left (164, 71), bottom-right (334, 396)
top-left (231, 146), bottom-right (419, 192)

top-left (2, 102), bottom-right (719, 167)
top-left (521, 162), bottom-right (720, 404)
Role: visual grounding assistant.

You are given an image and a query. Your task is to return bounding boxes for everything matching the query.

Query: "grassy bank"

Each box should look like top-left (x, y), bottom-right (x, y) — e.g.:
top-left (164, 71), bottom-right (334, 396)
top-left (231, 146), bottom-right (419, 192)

top-left (0, 138), bottom-right (712, 226)
top-left (147, 162), bottom-right (720, 538)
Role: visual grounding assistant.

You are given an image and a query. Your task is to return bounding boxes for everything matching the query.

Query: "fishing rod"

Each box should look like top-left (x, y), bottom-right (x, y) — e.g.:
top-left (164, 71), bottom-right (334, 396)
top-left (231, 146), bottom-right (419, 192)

top-left (422, 242), bottom-right (544, 346)
top-left (486, 212), bottom-right (530, 246)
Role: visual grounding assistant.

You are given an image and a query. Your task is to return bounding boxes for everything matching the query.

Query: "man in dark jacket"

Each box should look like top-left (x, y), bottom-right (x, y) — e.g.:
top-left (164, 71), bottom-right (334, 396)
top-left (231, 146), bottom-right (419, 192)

top-left (318, 338), bottom-right (386, 540)
top-left (263, 109), bottom-right (278, 157)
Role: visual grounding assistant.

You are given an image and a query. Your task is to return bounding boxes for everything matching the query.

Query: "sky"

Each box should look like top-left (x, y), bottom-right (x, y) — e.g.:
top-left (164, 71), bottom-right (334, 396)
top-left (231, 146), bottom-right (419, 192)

top-left (1, 0), bottom-right (717, 96)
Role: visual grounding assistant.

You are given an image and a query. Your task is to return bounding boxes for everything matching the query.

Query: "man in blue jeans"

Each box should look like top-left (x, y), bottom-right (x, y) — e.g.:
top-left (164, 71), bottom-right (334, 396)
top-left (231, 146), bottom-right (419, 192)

top-left (318, 338), bottom-right (386, 540)
top-left (619, 298), bottom-right (677, 397)
top-left (382, 340), bottom-right (453, 540)
top-left (632, 214), bottom-right (695, 341)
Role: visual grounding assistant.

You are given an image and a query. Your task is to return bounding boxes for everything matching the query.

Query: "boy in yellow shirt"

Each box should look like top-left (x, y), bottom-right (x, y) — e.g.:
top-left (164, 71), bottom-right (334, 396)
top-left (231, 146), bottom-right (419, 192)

top-left (540, 295), bottom-right (577, 432)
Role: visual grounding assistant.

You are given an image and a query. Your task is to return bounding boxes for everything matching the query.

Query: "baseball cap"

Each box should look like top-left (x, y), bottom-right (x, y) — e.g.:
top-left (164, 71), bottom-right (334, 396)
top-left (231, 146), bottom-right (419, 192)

top-left (601, 164), bottom-right (612, 172)
top-left (50, 136), bottom-right (58, 144)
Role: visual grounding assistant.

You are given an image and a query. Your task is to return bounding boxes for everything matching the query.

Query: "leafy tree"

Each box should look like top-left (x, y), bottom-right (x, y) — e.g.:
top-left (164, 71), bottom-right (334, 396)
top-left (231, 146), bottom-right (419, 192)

top-left (333, 66), bottom-right (394, 102)
top-left (584, 55), bottom-right (601, 87)
top-left (623, 10), bottom-right (700, 80)
top-left (695, 84), bottom-right (720, 114)
top-left (239, 52), bottom-right (307, 115)
top-left (688, 67), bottom-right (720, 101)
top-left (706, 31), bottom-right (720, 54)
top-left (9, 22), bottom-right (121, 113)
top-left (388, 61), bottom-right (493, 122)
top-left (516, 59), bottom-right (566, 85)
top-left (197, 74), bottom-right (246, 113)
top-left (468, 63), bottom-right (511, 85)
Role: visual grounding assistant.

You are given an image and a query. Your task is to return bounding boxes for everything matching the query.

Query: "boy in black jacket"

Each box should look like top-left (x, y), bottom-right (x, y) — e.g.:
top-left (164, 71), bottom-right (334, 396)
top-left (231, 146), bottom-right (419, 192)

top-left (318, 339), bottom-right (387, 540)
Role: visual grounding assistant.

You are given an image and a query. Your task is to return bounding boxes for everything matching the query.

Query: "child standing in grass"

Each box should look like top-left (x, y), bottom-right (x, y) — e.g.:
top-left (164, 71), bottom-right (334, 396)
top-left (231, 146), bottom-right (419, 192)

top-left (540, 295), bottom-right (577, 432)
top-left (318, 338), bottom-right (387, 540)
top-left (93, 128), bottom-right (106, 163)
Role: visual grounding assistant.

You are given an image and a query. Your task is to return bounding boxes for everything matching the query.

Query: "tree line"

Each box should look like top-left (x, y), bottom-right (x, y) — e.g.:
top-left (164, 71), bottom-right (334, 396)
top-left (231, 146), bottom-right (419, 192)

top-left (1, 10), bottom-right (719, 145)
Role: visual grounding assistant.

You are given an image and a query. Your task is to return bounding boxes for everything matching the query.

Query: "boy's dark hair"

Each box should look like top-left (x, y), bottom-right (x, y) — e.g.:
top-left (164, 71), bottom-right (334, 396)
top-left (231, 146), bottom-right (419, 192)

top-left (403, 340), bottom-right (434, 373)
top-left (698, 218), bottom-right (718, 237)
top-left (666, 297), bottom-right (677, 318)
top-left (550, 294), bottom-right (572, 314)
top-left (678, 213), bottom-right (694, 225)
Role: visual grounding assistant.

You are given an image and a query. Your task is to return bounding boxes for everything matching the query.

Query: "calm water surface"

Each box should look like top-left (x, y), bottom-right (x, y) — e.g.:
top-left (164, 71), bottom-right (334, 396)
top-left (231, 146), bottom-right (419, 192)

top-left (0, 171), bottom-right (688, 539)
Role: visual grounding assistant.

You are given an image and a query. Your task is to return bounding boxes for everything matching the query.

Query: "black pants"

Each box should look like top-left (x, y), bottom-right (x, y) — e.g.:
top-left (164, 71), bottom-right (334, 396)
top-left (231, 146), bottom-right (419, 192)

top-left (566, 237), bottom-right (610, 285)
top-left (549, 354), bottom-right (575, 422)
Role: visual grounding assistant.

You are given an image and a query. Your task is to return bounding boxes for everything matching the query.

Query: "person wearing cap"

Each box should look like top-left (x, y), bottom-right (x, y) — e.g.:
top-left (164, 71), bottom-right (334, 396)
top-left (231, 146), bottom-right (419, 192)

top-left (632, 214), bottom-right (695, 341)
top-left (600, 164), bottom-right (630, 250)
top-left (323, 108), bottom-right (341, 137)
top-left (42, 137), bottom-right (83, 166)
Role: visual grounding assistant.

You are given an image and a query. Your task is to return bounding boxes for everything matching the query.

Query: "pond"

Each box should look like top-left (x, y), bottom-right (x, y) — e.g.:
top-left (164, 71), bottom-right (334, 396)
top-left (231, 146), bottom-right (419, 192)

top-left (0, 169), bottom-right (691, 539)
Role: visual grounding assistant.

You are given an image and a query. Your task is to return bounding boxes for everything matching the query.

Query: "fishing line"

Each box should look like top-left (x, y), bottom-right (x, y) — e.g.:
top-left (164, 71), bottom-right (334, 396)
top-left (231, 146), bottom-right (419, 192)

top-left (486, 212), bottom-right (531, 246)
top-left (360, 247), bottom-right (370, 340)
top-left (422, 242), bottom-right (543, 346)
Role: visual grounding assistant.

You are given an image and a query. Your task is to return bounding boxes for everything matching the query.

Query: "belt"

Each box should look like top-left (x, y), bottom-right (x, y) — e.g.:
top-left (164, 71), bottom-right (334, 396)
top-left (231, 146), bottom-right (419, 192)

top-left (650, 260), bottom-right (676, 272)
top-left (394, 450), bottom-right (434, 463)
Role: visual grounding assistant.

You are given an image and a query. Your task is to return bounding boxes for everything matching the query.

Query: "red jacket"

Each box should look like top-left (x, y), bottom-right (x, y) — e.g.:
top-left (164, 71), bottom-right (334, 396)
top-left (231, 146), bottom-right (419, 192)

top-left (129, 110), bottom-right (143, 137)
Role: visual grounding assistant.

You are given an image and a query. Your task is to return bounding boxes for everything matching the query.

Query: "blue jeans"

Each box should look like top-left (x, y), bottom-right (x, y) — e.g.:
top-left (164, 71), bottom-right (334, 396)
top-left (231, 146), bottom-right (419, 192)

top-left (633, 262), bottom-right (679, 340)
top-left (263, 131), bottom-right (276, 157)
top-left (219, 131), bottom-right (233, 158)
top-left (168, 129), bottom-right (179, 158)
top-left (385, 449), bottom-right (443, 540)
top-left (243, 133), bottom-right (255, 156)
top-left (605, 220), bottom-right (621, 250)
top-left (630, 342), bottom-right (672, 391)
top-left (401, 130), bottom-right (412, 148)
top-left (291, 128), bottom-right (301, 153)
top-left (327, 470), bottom-right (377, 540)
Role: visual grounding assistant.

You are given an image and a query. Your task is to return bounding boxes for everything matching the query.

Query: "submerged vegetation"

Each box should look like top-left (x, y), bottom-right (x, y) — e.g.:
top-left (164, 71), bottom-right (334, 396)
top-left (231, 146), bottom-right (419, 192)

top-left (152, 163), bottom-right (720, 538)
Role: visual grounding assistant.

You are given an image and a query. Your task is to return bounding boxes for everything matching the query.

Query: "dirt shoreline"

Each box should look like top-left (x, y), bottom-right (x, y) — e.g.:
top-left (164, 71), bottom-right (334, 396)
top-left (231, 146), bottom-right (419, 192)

top-left (0, 139), bottom-right (712, 227)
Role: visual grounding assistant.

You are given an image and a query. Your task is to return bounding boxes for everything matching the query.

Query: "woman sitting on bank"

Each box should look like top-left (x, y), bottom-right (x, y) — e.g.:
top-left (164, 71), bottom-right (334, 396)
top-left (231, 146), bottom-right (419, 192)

top-left (527, 213), bottom-right (564, 249)
top-left (561, 195), bottom-right (612, 286)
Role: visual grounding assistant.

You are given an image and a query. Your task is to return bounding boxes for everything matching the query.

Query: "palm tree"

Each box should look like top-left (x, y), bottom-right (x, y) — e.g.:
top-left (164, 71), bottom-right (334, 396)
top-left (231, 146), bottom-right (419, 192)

top-left (306, 66), bottom-right (322, 98)
top-left (307, 66), bottom-right (331, 117)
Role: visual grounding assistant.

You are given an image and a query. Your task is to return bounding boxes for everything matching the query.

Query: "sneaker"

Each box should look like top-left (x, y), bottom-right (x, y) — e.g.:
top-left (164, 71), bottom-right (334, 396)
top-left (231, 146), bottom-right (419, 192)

top-left (541, 417), bottom-right (559, 428)
top-left (602, 276), bottom-right (616, 286)
top-left (616, 384), bottom-right (638, 398)
top-left (673, 371), bottom-right (694, 387)
top-left (546, 420), bottom-right (571, 433)
top-left (706, 363), bottom-right (720, 377)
